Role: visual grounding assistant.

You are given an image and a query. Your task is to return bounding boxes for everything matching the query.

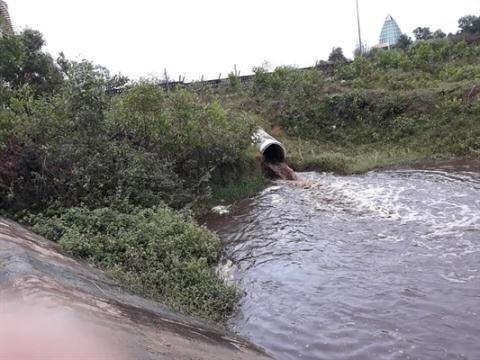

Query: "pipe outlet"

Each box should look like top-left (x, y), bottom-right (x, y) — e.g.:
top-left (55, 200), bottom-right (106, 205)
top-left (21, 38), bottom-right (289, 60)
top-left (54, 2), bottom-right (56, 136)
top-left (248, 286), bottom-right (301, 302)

top-left (252, 128), bottom-right (286, 163)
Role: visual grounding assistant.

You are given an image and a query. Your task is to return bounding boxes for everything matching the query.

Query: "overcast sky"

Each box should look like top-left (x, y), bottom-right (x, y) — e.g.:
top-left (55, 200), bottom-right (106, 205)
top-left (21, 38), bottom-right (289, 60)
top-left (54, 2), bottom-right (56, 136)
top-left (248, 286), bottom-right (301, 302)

top-left (8, 0), bottom-right (480, 81)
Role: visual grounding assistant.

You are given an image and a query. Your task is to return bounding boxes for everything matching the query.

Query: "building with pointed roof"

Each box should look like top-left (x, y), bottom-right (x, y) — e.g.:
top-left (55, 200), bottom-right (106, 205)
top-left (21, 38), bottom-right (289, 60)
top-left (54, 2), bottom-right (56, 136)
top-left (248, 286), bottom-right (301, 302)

top-left (0, 0), bottom-right (13, 36)
top-left (376, 15), bottom-right (402, 48)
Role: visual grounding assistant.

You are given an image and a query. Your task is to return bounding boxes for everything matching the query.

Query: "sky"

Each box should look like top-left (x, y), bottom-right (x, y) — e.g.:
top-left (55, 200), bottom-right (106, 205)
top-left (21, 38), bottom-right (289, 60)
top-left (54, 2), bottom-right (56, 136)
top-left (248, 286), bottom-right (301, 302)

top-left (8, 0), bottom-right (480, 81)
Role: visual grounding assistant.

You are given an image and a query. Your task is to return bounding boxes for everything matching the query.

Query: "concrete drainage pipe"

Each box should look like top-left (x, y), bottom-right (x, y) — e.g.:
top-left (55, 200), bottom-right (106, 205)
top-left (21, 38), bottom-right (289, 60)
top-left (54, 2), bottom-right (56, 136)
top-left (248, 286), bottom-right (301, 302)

top-left (252, 128), bottom-right (286, 163)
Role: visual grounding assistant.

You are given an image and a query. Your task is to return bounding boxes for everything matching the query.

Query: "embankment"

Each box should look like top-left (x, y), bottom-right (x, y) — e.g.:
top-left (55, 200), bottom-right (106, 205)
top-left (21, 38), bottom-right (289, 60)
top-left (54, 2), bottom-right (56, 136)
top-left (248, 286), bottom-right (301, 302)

top-left (0, 218), bottom-right (269, 360)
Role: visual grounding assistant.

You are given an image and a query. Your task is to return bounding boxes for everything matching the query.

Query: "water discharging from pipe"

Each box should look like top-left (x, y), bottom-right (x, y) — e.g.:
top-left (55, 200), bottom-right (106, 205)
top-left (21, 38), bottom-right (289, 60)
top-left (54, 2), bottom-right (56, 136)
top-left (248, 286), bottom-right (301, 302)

top-left (263, 161), bottom-right (298, 181)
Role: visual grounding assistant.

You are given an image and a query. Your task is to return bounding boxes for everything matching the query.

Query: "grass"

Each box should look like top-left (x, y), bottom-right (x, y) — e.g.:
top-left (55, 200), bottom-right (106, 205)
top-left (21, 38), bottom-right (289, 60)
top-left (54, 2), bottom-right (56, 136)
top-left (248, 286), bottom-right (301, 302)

top-left (284, 138), bottom-right (350, 173)
top-left (346, 147), bottom-right (427, 173)
top-left (210, 175), bottom-right (267, 203)
top-left (283, 137), bottom-right (430, 174)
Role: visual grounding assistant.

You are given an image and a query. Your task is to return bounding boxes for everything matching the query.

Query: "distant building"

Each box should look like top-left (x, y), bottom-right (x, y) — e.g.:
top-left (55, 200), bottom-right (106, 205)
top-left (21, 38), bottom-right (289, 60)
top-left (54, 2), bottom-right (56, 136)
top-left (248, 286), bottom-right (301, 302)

top-left (0, 0), bottom-right (13, 36)
top-left (376, 15), bottom-right (402, 49)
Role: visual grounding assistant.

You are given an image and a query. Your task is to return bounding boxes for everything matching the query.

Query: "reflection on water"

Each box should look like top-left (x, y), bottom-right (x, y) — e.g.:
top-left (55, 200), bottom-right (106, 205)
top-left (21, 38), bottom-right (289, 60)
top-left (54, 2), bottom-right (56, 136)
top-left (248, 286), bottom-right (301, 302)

top-left (207, 167), bottom-right (480, 360)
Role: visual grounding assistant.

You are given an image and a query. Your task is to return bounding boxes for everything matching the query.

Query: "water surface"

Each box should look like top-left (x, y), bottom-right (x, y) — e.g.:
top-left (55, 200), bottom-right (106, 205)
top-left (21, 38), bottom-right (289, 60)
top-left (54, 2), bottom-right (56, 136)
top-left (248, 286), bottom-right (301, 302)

top-left (207, 167), bottom-right (480, 360)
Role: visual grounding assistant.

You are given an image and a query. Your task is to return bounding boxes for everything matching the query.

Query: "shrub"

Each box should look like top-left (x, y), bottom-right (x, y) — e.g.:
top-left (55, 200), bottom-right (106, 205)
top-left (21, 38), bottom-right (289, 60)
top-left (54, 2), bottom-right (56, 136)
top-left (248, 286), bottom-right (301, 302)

top-left (107, 84), bottom-right (258, 193)
top-left (27, 205), bottom-right (238, 322)
top-left (1, 76), bottom-right (258, 213)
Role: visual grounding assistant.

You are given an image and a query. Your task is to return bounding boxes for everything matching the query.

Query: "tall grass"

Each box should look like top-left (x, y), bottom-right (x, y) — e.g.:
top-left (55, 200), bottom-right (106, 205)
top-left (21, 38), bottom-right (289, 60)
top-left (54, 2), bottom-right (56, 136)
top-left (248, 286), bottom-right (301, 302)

top-left (284, 137), bottom-right (429, 174)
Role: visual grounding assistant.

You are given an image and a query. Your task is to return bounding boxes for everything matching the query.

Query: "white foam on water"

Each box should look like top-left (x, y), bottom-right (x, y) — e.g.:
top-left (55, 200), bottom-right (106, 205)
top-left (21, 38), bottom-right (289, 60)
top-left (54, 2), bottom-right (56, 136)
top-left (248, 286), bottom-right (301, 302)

top-left (439, 272), bottom-right (478, 283)
top-left (288, 170), bottom-right (480, 278)
top-left (302, 171), bottom-right (480, 231)
top-left (215, 259), bottom-right (238, 285)
top-left (211, 205), bottom-right (231, 215)
top-left (260, 185), bottom-right (283, 196)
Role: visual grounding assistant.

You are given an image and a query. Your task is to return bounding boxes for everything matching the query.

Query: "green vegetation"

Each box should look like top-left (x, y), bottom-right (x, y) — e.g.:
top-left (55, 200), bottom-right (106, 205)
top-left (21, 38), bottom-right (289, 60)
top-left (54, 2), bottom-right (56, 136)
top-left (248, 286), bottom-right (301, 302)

top-left (458, 15), bottom-right (480, 35)
top-left (214, 24), bottom-right (480, 171)
top-left (413, 27), bottom-right (445, 41)
top-left (27, 205), bottom-right (237, 322)
top-left (1, 14), bottom-right (480, 323)
top-left (328, 47), bottom-right (348, 64)
top-left (0, 30), bottom-right (257, 323)
top-left (283, 138), bottom-right (424, 174)
top-left (210, 174), bottom-right (266, 203)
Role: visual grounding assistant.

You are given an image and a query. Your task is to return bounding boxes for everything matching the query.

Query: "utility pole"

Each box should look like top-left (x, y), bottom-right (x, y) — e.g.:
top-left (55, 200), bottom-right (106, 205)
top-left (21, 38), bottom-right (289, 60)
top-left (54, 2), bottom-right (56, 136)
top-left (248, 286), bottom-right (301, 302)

top-left (356, 0), bottom-right (363, 54)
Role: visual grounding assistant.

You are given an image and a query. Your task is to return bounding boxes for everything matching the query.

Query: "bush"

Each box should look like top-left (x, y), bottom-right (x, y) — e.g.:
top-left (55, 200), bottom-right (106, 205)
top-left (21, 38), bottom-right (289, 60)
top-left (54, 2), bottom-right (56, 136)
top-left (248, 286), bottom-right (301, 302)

top-left (27, 205), bottom-right (238, 322)
top-left (0, 37), bottom-right (263, 324)
top-left (107, 84), bottom-right (257, 188)
top-left (0, 74), bottom-right (258, 212)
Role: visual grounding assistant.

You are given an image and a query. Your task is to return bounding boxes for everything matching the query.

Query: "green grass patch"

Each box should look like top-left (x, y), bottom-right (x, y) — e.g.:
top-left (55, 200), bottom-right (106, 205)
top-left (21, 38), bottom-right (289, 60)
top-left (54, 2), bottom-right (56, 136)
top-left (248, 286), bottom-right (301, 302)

top-left (346, 147), bottom-right (426, 173)
top-left (283, 138), bottom-right (350, 173)
top-left (283, 137), bottom-right (428, 174)
top-left (210, 175), bottom-right (267, 203)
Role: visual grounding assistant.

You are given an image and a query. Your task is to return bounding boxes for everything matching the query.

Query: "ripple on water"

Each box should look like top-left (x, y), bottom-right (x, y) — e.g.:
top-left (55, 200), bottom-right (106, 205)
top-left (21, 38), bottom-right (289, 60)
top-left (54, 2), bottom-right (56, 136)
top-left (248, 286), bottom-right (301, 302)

top-left (211, 169), bottom-right (480, 360)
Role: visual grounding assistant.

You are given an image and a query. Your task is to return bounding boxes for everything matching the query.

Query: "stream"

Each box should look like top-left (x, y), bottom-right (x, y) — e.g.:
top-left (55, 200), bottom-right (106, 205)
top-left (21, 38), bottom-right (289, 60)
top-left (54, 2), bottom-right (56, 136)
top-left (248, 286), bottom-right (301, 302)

top-left (205, 163), bottom-right (480, 359)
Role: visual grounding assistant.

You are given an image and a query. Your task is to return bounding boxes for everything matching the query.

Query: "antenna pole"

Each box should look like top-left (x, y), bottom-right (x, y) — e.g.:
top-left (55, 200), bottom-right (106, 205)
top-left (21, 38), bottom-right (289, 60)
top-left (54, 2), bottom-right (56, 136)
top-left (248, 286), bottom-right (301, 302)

top-left (356, 0), bottom-right (363, 54)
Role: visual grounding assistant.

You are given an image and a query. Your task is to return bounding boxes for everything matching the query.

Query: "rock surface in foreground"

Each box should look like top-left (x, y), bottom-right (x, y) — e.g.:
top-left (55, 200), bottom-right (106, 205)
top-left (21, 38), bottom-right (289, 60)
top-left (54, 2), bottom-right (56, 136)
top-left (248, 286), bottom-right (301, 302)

top-left (0, 218), bottom-right (268, 359)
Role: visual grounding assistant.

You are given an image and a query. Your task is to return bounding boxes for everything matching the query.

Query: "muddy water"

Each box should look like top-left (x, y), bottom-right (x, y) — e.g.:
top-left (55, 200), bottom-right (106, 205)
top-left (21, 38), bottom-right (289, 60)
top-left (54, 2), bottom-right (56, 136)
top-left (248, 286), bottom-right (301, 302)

top-left (263, 162), bottom-right (299, 181)
top-left (207, 166), bottom-right (480, 360)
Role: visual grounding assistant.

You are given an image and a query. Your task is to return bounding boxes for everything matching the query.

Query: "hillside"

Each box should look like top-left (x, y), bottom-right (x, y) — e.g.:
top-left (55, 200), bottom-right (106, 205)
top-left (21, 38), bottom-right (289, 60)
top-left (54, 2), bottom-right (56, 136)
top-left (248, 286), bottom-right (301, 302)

top-left (208, 35), bottom-right (480, 173)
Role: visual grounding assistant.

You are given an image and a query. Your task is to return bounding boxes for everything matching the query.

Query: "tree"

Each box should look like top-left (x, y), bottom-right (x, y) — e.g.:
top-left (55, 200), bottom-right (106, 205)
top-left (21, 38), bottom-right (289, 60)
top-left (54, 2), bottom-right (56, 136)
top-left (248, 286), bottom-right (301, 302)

top-left (433, 29), bottom-right (446, 39)
top-left (328, 47), bottom-right (347, 63)
top-left (0, 29), bottom-right (63, 95)
top-left (458, 15), bottom-right (480, 34)
top-left (395, 34), bottom-right (412, 51)
top-left (413, 27), bottom-right (433, 41)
